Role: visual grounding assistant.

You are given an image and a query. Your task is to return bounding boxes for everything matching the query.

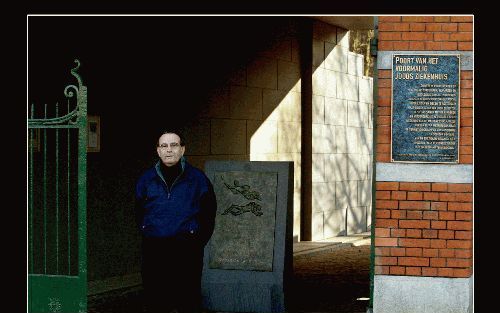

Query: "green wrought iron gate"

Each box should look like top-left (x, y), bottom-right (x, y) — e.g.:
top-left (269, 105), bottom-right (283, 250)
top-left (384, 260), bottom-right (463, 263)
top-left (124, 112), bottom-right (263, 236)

top-left (28, 60), bottom-right (87, 313)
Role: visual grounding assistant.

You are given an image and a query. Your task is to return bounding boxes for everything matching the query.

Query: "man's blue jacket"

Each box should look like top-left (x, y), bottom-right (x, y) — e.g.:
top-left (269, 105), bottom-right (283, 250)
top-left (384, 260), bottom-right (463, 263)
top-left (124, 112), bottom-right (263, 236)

top-left (135, 157), bottom-right (217, 245)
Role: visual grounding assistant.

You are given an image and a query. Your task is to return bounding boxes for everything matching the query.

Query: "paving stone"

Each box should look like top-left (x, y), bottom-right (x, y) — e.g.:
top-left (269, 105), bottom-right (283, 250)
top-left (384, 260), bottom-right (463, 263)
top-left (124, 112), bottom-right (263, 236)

top-left (88, 237), bottom-right (372, 313)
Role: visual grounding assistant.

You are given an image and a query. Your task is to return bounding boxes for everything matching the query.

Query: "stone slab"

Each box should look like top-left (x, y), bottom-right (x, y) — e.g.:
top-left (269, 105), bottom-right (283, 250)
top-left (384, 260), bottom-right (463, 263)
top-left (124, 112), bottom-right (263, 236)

top-left (202, 160), bottom-right (294, 313)
top-left (376, 162), bottom-right (473, 183)
top-left (373, 275), bottom-right (472, 313)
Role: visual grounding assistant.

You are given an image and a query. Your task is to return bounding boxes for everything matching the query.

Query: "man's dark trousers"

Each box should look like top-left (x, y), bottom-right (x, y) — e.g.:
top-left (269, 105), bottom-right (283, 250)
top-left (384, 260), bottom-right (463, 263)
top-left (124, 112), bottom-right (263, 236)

top-left (141, 236), bottom-right (204, 313)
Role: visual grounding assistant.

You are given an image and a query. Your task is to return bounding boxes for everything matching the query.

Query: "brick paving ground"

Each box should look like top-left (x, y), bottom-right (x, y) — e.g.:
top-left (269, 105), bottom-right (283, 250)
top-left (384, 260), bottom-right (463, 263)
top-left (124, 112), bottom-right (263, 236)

top-left (88, 239), bottom-right (371, 313)
top-left (291, 243), bottom-right (371, 313)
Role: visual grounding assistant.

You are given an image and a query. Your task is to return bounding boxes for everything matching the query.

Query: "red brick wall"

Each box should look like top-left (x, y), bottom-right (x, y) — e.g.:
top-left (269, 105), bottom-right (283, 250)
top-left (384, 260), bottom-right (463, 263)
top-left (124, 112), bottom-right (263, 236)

top-left (375, 16), bottom-right (473, 278)
top-left (377, 16), bottom-right (473, 51)
top-left (374, 182), bottom-right (472, 277)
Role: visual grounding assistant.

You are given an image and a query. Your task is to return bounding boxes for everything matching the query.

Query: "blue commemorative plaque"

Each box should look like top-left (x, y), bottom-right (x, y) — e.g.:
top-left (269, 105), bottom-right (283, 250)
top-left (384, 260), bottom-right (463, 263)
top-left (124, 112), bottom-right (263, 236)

top-left (391, 54), bottom-right (460, 163)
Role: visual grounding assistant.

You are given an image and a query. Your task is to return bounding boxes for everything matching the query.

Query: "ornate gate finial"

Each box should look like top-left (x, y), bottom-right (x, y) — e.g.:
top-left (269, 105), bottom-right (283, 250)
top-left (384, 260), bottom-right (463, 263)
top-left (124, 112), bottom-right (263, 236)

top-left (70, 59), bottom-right (83, 89)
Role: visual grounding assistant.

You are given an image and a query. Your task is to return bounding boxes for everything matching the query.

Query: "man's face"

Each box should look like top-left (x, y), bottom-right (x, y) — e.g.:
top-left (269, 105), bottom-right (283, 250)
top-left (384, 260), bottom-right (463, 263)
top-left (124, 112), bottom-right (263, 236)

top-left (157, 133), bottom-right (185, 167)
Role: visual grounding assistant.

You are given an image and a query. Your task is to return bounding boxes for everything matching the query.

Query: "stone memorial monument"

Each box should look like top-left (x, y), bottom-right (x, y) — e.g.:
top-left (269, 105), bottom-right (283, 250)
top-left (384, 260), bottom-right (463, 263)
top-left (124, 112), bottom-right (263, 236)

top-left (392, 54), bottom-right (460, 163)
top-left (202, 161), bottom-right (293, 313)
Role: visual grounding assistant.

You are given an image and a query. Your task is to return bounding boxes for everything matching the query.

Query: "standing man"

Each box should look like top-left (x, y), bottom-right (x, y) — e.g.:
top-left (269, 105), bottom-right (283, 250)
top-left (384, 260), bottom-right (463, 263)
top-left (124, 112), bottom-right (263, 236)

top-left (135, 130), bottom-right (217, 313)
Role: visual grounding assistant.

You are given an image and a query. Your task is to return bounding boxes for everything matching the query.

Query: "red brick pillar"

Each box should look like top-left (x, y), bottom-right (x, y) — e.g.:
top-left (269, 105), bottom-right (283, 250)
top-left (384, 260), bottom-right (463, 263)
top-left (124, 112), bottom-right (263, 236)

top-left (373, 16), bottom-right (473, 313)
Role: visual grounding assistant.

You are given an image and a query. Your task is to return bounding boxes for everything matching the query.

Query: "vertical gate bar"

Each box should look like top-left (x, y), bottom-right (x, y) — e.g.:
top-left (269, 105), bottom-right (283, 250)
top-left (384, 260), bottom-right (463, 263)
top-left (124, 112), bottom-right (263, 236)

top-left (43, 103), bottom-right (47, 274)
top-left (73, 77), bottom-right (89, 310)
top-left (78, 85), bottom-right (88, 289)
top-left (55, 102), bottom-right (59, 274)
top-left (29, 103), bottom-right (34, 273)
top-left (67, 100), bottom-right (71, 275)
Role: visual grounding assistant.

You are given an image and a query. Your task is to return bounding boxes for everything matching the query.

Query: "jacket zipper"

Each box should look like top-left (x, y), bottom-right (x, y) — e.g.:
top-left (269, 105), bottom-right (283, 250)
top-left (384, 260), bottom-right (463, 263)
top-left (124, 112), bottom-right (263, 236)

top-left (159, 170), bottom-right (183, 199)
top-left (155, 165), bottom-right (195, 234)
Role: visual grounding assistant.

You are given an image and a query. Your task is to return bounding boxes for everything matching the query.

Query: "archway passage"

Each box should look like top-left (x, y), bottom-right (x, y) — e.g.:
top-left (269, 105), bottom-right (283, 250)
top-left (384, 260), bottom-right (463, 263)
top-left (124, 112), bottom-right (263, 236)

top-left (29, 16), bottom-right (376, 313)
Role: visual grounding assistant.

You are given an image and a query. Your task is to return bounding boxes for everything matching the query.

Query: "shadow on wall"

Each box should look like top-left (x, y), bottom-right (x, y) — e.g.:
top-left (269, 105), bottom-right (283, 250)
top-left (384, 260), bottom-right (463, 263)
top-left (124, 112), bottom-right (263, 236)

top-left (182, 18), bottom-right (374, 241)
top-left (181, 17), bottom-right (306, 241)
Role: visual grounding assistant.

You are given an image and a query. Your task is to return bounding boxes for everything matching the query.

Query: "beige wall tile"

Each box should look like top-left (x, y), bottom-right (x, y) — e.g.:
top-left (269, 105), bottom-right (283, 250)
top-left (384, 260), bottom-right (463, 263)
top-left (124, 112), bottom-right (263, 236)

top-left (312, 66), bottom-right (326, 96)
top-left (347, 154), bottom-right (367, 180)
top-left (312, 182), bottom-right (336, 212)
top-left (348, 100), bottom-right (370, 128)
top-left (248, 120), bottom-right (278, 154)
top-left (325, 69), bottom-right (337, 99)
top-left (291, 38), bottom-right (300, 64)
top-left (334, 126), bottom-right (347, 153)
top-left (278, 121), bottom-right (301, 153)
top-left (312, 95), bottom-right (325, 124)
top-left (325, 97), bottom-right (347, 126)
top-left (347, 126), bottom-right (373, 156)
top-left (312, 124), bottom-right (335, 154)
top-left (259, 39), bottom-right (292, 61)
top-left (337, 28), bottom-right (350, 48)
top-left (326, 153), bottom-right (348, 182)
top-left (360, 128), bottom-right (373, 155)
top-left (229, 86), bottom-right (263, 120)
top-left (359, 76), bottom-right (373, 104)
top-left (210, 119), bottom-right (247, 154)
top-left (358, 101), bottom-right (370, 128)
top-left (183, 119), bottom-right (211, 155)
top-left (348, 52), bottom-right (363, 76)
top-left (263, 89), bottom-right (287, 121)
top-left (324, 208), bottom-right (347, 237)
top-left (358, 179), bottom-right (372, 207)
top-left (356, 54), bottom-right (364, 76)
top-left (335, 180), bottom-right (358, 209)
top-left (312, 211), bottom-right (325, 241)
top-left (337, 73), bottom-right (359, 101)
top-left (278, 60), bottom-right (301, 92)
top-left (313, 39), bottom-right (325, 68)
top-left (277, 91), bottom-right (301, 122)
top-left (347, 206), bottom-right (367, 235)
top-left (325, 43), bottom-right (348, 73)
top-left (312, 153), bottom-right (326, 183)
top-left (313, 21), bottom-right (337, 44)
top-left (228, 67), bottom-right (247, 86)
top-left (263, 89), bottom-right (301, 122)
top-left (186, 156), bottom-right (208, 172)
top-left (347, 100), bottom-right (362, 127)
top-left (247, 57), bottom-right (278, 89)
top-left (346, 127), bottom-right (361, 154)
top-left (198, 87), bottom-right (230, 119)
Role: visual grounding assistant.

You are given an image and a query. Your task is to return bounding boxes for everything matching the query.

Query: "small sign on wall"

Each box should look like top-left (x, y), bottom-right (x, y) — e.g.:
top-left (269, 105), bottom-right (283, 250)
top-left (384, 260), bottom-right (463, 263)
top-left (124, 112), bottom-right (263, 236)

top-left (87, 115), bottom-right (100, 152)
top-left (28, 128), bottom-right (40, 153)
top-left (391, 54), bottom-right (460, 163)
